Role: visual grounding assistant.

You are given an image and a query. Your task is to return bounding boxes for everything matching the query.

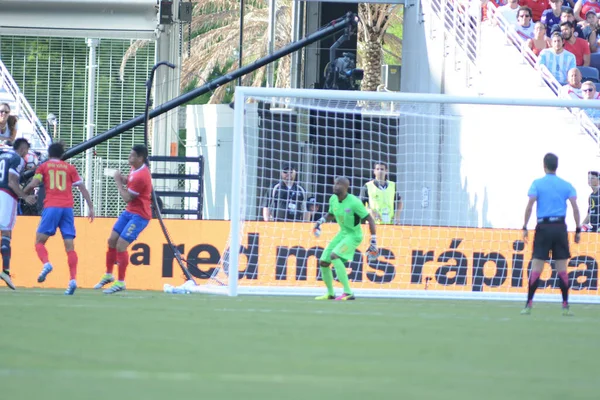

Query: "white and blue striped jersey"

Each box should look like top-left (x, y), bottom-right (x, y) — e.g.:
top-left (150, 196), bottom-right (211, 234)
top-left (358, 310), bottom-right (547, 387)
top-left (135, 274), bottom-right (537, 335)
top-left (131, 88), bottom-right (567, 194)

top-left (537, 49), bottom-right (577, 85)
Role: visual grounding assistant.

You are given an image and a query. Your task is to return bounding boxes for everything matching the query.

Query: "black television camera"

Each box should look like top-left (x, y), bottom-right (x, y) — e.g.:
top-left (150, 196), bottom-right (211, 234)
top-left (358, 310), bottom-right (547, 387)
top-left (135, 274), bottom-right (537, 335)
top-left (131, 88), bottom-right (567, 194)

top-left (323, 52), bottom-right (364, 91)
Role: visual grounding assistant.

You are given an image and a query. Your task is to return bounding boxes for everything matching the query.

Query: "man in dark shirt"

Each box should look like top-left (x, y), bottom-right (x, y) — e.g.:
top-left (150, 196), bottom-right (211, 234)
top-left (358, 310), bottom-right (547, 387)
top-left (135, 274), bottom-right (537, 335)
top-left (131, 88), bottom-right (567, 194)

top-left (262, 164), bottom-right (308, 222)
top-left (307, 196), bottom-right (321, 222)
top-left (582, 170), bottom-right (600, 232)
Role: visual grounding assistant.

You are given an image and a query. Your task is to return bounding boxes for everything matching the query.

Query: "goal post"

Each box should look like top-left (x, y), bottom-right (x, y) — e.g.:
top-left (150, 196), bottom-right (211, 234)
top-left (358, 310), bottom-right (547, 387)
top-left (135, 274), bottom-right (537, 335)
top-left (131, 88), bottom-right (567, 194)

top-left (200, 88), bottom-right (600, 303)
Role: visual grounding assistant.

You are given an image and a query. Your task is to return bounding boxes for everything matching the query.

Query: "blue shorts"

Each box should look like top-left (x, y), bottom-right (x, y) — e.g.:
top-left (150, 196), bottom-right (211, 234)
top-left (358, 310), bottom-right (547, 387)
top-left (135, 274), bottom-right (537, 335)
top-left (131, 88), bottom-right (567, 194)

top-left (112, 211), bottom-right (149, 243)
top-left (37, 207), bottom-right (76, 239)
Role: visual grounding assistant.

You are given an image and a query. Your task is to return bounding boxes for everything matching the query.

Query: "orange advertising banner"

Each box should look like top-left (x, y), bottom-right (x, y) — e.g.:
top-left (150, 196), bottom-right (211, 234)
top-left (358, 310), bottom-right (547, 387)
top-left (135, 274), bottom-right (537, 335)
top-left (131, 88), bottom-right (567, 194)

top-left (8, 217), bottom-right (599, 296)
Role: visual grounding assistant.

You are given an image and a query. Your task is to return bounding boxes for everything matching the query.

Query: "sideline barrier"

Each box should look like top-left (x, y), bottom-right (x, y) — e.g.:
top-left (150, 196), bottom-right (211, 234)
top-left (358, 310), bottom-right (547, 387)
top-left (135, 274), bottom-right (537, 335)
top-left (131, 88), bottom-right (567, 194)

top-left (6, 218), bottom-right (599, 297)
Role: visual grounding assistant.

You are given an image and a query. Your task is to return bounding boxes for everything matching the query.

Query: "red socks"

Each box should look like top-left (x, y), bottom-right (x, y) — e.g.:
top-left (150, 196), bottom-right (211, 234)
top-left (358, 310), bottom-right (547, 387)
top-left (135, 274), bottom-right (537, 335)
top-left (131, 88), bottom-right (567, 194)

top-left (67, 250), bottom-right (78, 280)
top-left (35, 243), bottom-right (49, 264)
top-left (117, 251), bottom-right (129, 281)
top-left (106, 248), bottom-right (117, 274)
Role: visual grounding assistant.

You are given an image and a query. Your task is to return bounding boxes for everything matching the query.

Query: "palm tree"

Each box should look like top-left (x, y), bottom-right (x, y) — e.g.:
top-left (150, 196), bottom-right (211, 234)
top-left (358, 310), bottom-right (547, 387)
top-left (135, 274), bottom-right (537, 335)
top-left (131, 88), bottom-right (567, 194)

top-left (357, 4), bottom-right (403, 91)
top-left (120, 0), bottom-right (292, 104)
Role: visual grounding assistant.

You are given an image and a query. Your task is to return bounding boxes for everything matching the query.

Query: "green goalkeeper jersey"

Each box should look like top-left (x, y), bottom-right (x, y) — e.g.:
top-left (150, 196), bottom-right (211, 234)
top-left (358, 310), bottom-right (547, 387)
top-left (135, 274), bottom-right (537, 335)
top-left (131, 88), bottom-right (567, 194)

top-left (328, 194), bottom-right (369, 239)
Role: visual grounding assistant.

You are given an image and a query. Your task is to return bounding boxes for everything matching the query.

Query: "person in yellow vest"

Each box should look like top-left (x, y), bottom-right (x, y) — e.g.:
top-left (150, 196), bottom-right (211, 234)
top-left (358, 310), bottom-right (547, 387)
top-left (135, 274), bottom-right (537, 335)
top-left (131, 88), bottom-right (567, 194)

top-left (359, 162), bottom-right (403, 225)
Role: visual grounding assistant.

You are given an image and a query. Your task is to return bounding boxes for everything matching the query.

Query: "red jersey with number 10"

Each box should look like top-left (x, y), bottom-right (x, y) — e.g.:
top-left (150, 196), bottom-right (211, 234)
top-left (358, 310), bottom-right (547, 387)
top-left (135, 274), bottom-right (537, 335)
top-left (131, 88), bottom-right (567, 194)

top-left (35, 159), bottom-right (82, 208)
top-left (126, 164), bottom-right (152, 220)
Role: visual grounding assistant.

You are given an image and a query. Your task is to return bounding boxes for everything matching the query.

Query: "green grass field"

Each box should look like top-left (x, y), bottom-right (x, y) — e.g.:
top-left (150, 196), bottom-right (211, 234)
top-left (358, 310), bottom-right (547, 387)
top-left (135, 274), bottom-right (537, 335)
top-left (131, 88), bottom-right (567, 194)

top-left (0, 289), bottom-right (598, 400)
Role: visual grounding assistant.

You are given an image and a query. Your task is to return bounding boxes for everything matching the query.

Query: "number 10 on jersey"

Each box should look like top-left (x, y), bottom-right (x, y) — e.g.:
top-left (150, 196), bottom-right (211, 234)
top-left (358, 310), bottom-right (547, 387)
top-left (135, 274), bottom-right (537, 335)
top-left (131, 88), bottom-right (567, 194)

top-left (49, 169), bottom-right (67, 191)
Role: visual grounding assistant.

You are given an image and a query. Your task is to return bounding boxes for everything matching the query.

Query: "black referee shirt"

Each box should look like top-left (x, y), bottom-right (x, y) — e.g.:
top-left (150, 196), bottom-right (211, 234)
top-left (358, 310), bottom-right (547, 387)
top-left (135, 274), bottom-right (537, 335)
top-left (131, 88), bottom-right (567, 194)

top-left (262, 181), bottom-right (307, 221)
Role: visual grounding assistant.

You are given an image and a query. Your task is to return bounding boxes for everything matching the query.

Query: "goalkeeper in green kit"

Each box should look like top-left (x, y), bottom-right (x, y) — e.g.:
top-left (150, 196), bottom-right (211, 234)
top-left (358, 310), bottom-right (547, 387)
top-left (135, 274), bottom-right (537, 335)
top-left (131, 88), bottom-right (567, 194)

top-left (313, 177), bottom-right (378, 300)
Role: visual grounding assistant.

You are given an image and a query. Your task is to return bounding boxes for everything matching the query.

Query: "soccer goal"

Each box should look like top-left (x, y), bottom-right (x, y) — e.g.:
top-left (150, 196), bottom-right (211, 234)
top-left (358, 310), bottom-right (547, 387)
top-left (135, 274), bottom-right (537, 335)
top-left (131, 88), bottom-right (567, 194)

top-left (198, 88), bottom-right (600, 303)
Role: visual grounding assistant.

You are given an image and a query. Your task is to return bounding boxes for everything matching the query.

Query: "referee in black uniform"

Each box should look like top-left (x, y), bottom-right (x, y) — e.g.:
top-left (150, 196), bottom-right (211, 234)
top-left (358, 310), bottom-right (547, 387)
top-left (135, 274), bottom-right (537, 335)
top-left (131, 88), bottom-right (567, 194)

top-left (261, 164), bottom-right (308, 222)
top-left (521, 153), bottom-right (580, 315)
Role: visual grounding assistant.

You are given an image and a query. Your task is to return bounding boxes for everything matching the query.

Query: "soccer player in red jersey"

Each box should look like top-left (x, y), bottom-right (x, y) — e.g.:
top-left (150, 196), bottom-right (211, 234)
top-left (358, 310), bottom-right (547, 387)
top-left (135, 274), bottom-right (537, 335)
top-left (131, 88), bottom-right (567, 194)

top-left (94, 144), bottom-right (152, 294)
top-left (23, 142), bottom-right (95, 295)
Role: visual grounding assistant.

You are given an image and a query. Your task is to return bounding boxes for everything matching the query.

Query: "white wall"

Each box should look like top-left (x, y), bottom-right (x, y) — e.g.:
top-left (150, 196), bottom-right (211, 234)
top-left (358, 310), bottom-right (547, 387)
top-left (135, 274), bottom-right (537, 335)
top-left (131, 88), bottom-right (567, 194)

top-left (185, 105), bottom-right (234, 220)
top-left (400, 3), bottom-right (600, 229)
top-left (186, 104), bottom-right (259, 221)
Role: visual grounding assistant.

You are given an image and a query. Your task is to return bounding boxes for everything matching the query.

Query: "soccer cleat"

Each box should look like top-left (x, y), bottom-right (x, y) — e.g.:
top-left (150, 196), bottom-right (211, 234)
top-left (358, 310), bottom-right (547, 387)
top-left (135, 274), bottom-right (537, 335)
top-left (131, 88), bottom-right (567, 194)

top-left (0, 271), bottom-right (15, 290)
top-left (562, 304), bottom-right (573, 316)
top-left (93, 274), bottom-right (115, 289)
top-left (520, 306), bottom-right (532, 315)
top-left (64, 280), bottom-right (77, 296)
top-left (335, 293), bottom-right (355, 301)
top-left (315, 294), bottom-right (335, 300)
top-left (37, 263), bottom-right (53, 283)
top-left (103, 281), bottom-right (125, 294)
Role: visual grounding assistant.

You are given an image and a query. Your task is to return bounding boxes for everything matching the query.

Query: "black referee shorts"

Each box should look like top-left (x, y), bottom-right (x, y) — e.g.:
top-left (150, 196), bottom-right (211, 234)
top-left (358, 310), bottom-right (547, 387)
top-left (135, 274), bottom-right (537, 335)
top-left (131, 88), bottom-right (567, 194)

top-left (532, 223), bottom-right (570, 261)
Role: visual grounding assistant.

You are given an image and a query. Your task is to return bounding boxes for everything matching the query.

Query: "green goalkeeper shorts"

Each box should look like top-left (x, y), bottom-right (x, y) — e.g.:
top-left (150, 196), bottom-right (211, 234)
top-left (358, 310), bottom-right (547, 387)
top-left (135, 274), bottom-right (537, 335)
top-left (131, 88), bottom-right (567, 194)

top-left (320, 232), bottom-right (362, 264)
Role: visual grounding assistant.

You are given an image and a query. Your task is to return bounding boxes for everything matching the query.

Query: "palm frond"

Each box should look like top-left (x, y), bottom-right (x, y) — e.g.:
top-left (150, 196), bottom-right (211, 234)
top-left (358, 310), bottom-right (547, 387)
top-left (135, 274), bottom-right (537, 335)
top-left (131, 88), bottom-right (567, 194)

top-left (119, 40), bottom-right (151, 81)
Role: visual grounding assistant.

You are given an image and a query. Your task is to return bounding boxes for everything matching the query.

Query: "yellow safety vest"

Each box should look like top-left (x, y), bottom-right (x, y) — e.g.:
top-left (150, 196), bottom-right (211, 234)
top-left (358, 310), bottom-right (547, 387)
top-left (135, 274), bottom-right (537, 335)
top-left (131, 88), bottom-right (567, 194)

top-left (366, 180), bottom-right (396, 224)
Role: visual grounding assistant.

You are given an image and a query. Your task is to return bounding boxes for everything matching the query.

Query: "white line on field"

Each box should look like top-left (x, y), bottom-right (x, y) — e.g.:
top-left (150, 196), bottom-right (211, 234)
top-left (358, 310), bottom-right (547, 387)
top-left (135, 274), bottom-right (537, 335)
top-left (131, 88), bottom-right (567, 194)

top-left (0, 368), bottom-right (390, 385)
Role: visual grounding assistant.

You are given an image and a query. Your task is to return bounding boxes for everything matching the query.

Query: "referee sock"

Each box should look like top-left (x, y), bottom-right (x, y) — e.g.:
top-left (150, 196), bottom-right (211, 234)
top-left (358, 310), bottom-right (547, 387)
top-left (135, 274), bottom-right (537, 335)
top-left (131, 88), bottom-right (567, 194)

top-left (557, 271), bottom-right (570, 304)
top-left (67, 250), bottom-right (78, 280)
top-left (320, 266), bottom-right (335, 296)
top-left (116, 251), bottom-right (129, 282)
top-left (35, 243), bottom-right (49, 264)
top-left (106, 248), bottom-right (117, 275)
top-left (1, 236), bottom-right (10, 271)
top-left (526, 270), bottom-right (541, 306)
top-left (332, 258), bottom-right (352, 294)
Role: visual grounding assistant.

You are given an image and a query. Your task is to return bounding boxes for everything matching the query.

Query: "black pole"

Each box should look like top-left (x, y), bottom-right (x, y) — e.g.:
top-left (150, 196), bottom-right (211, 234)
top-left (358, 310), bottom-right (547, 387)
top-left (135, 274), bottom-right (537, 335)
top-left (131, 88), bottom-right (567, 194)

top-left (144, 61), bottom-right (176, 149)
top-left (143, 61), bottom-right (197, 283)
top-left (238, 0), bottom-right (244, 87)
top-left (62, 12), bottom-right (358, 161)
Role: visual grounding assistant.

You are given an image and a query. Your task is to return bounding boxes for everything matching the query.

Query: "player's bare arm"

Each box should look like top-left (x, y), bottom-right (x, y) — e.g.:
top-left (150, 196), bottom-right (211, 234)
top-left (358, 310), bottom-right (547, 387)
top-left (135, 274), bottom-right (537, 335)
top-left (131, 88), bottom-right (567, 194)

top-left (8, 172), bottom-right (34, 204)
top-left (522, 196), bottom-right (536, 243)
top-left (75, 183), bottom-right (95, 222)
top-left (113, 173), bottom-right (137, 203)
top-left (23, 175), bottom-right (41, 194)
top-left (569, 197), bottom-right (581, 243)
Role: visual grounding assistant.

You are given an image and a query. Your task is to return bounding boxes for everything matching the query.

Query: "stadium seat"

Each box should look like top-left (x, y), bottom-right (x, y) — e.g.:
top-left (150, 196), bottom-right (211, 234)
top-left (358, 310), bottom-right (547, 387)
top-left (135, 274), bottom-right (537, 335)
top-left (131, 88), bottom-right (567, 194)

top-left (589, 53), bottom-right (600, 72)
top-left (578, 66), bottom-right (600, 83)
top-left (595, 82), bottom-right (600, 92)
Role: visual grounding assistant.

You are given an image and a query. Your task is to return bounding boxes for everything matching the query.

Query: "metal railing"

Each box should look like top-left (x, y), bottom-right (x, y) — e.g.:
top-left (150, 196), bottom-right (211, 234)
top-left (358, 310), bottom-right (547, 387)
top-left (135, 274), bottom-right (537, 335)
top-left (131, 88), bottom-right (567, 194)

top-left (0, 58), bottom-right (52, 149)
top-left (486, 3), bottom-right (600, 143)
top-left (430, 0), bottom-right (482, 86)
top-left (425, 0), bottom-right (600, 144)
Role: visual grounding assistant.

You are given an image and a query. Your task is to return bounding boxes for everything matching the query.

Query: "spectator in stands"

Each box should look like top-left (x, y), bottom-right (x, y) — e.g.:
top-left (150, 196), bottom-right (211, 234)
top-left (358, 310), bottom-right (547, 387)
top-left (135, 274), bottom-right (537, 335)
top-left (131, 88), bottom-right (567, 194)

top-left (581, 9), bottom-right (600, 51)
top-left (262, 163), bottom-right (308, 222)
top-left (574, 0), bottom-right (600, 21)
top-left (519, 0), bottom-right (550, 21)
top-left (560, 21), bottom-right (591, 67)
top-left (561, 8), bottom-right (586, 37)
top-left (498, 0), bottom-right (520, 25)
top-left (528, 22), bottom-right (551, 54)
top-left (514, 6), bottom-right (536, 40)
top-left (561, 21), bottom-right (591, 65)
top-left (0, 103), bottom-right (17, 145)
top-left (580, 80), bottom-right (600, 124)
top-left (537, 32), bottom-right (577, 84)
top-left (542, 0), bottom-right (567, 36)
top-left (559, 67), bottom-right (584, 97)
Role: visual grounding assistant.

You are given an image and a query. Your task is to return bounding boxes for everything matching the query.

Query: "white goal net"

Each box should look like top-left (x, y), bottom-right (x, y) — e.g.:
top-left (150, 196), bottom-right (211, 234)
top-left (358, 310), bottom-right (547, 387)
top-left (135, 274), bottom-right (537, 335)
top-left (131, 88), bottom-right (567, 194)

top-left (199, 88), bottom-right (600, 303)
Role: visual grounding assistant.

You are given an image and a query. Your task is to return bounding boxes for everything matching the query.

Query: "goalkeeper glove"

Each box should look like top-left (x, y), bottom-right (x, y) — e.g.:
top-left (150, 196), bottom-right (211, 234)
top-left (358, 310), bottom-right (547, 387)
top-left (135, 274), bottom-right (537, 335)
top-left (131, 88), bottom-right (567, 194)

top-left (582, 223), bottom-right (593, 232)
top-left (313, 217), bottom-right (326, 238)
top-left (367, 235), bottom-right (378, 262)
